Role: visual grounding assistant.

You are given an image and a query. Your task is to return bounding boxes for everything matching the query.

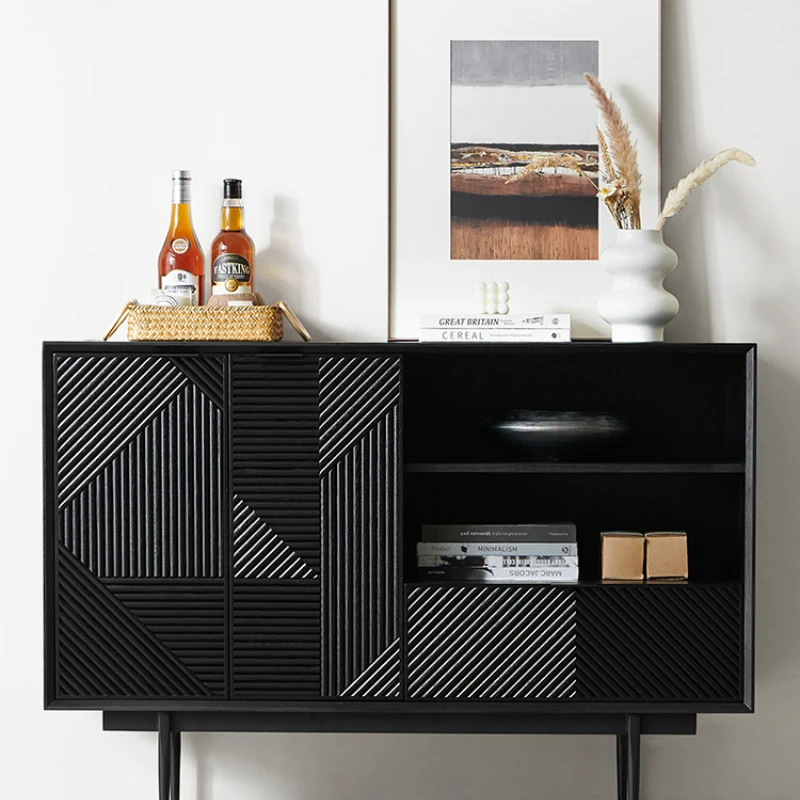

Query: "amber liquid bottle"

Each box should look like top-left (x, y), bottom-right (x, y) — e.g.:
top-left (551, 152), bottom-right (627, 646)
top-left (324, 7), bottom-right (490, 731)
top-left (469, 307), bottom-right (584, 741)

top-left (158, 170), bottom-right (205, 304)
top-left (210, 179), bottom-right (255, 296)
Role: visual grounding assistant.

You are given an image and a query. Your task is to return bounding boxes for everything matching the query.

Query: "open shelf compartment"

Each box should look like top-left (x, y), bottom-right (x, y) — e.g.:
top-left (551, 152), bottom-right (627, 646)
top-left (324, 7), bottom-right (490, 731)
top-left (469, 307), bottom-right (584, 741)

top-left (402, 471), bottom-right (747, 584)
top-left (403, 350), bottom-right (750, 465)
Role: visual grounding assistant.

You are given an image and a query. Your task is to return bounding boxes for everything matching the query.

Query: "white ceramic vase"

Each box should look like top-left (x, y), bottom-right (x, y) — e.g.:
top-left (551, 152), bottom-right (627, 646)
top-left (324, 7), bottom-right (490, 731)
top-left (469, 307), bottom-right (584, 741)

top-left (597, 229), bottom-right (680, 343)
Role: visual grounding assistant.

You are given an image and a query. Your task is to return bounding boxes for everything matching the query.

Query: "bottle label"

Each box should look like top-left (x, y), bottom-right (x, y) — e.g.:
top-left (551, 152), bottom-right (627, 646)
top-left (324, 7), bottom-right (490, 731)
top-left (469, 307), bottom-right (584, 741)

top-left (161, 269), bottom-right (199, 304)
top-left (213, 253), bottom-right (251, 286)
top-left (172, 238), bottom-right (190, 254)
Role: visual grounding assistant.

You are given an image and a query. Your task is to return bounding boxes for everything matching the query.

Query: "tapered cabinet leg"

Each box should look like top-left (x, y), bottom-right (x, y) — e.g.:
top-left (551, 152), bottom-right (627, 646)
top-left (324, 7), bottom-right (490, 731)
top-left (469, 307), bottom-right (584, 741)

top-left (626, 715), bottom-right (641, 800)
top-left (616, 733), bottom-right (628, 800)
top-left (157, 713), bottom-right (171, 800)
top-left (170, 731), bottom-right (181, 800)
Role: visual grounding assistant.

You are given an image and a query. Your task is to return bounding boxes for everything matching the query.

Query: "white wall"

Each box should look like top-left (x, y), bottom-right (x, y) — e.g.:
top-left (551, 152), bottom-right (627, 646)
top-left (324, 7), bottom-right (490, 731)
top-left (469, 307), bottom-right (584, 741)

top-left (1, 1), bottom-right (798, 798)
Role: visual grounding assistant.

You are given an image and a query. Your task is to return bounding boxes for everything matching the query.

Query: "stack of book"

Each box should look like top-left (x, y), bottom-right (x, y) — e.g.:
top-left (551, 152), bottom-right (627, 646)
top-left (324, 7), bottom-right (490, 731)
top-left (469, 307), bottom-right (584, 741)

top-left (417, 523), bottom-right (579, 582)
top-left (418, 314), bottom-right (571, 343)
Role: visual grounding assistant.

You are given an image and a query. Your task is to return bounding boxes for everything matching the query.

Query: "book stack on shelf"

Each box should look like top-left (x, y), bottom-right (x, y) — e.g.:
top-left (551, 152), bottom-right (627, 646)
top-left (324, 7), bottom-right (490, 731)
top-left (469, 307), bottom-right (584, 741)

top-left (417, 523), bottom-right (579, 582)
top-left (418, 315), bottom-right (571, 343)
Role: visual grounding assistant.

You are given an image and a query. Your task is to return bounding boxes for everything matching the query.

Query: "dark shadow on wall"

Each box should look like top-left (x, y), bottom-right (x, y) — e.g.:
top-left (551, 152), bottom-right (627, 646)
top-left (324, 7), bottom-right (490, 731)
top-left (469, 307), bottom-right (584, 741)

top-left (618, 84), bottom-right (659, 155)
top-left (254, 195), bottom-right (334, 342)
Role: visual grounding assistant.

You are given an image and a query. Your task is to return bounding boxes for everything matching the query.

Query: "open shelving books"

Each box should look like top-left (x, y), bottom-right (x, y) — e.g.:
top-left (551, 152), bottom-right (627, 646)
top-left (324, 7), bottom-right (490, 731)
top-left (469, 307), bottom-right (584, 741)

top-left (417, 523), bottom-right (579, 582)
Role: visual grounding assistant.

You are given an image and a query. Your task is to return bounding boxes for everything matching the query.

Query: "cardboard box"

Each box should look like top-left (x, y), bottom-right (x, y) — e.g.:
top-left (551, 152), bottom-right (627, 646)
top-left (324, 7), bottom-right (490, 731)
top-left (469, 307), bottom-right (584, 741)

top-left (600, 532), bottom-right (644, 581)
top-left (645, 532), bottom-right (688, 579)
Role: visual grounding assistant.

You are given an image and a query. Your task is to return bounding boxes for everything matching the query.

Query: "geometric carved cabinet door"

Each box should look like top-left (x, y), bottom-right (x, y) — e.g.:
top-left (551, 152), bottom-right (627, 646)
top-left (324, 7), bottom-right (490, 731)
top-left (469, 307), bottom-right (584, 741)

top-left (50, 353), bottom-right (226, 702)
top-left (230, 354), bottom-right (322, 699)
top-left (319, 355), bottom-right (402, 699)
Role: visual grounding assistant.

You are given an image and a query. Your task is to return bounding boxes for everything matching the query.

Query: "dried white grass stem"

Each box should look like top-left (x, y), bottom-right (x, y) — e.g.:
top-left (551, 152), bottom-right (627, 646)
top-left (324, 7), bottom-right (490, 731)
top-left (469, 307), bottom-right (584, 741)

top-left (656, 149), bottom-right (756, 230)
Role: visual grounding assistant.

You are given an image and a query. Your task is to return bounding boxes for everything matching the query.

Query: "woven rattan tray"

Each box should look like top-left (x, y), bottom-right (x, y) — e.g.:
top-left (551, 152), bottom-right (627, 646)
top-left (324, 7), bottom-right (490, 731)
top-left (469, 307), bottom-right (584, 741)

top-left (104, 300), bottom-right (311, 342)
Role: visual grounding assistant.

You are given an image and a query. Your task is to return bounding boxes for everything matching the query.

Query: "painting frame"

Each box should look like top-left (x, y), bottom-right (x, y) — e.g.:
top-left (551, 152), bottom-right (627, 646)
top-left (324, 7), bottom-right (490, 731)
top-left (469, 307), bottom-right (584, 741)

top-left (389, 0), bottom-right (662, 340)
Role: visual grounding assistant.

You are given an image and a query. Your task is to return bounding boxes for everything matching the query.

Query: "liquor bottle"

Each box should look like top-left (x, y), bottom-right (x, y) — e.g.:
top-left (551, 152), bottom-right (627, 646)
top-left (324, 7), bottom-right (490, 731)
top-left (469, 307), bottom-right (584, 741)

top-left (210, 179), bottom-right (255, 297)
top-left (158, 170), bottom-right (205, 305)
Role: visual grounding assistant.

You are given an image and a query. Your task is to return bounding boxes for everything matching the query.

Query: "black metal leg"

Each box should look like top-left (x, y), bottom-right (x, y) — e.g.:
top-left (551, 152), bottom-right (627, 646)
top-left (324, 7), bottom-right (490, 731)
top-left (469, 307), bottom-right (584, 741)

top-left (170, 730), bottom-right (181, 800)
top-left (616, 733), bottom-right (628, 800)
top-left (626, 715), bottom-right (641, 800)
top-left (157, 713), bottom-right (171, 800)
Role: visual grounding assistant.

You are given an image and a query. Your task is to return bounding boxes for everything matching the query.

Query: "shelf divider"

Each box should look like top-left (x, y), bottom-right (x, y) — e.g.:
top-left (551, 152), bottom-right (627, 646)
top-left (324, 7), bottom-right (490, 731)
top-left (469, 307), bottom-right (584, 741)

top-left (404, 462), bottom-right (745, 475)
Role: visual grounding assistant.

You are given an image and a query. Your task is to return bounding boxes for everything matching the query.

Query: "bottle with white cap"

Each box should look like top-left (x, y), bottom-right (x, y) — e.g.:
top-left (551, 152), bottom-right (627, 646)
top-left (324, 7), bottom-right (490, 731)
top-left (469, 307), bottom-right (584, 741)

top-left (158, 170), bottom-right (205, 305)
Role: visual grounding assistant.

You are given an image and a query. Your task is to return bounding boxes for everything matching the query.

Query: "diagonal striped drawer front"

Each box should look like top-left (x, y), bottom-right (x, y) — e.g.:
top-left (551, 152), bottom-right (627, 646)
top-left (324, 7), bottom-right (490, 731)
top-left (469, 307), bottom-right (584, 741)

top-left (407, 585), bottom-right (577, 700)
top-left (576, 584), bottom-right (743, 702)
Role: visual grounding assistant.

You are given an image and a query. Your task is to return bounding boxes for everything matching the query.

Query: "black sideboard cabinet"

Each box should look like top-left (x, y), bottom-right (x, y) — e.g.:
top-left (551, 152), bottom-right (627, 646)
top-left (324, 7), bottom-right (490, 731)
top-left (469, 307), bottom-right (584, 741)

top-left (43, 342), bottom-right (755, 800)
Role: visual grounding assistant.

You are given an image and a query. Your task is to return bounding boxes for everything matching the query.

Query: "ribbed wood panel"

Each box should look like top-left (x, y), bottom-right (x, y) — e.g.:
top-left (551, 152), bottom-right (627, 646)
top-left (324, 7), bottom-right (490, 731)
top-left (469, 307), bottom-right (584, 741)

top-left (171, 356), bottom-right (224, 409)
top-left (231, 357), bottom-right (321, 571)
top-left (320, 356), bottom-right (401, 698)
top-left (55, 355), bottom-right (222, 504)
top-left (407, 585), bottom-right (577, 700)
top-left (319, 356), bottom-right (402, 474)
top-left (104, 580), bottom-right (226, 695)
top-left (233, 496), bottom-right (316, 579)
top-left (55, 355), bottom-right (187, 505)
top-left (58, 382), bottom-right (223, 578)
top-left (56, 547), bottom-right (213, 698)
top-left (232, 581), bottom-right (321, 698)
top-left (339, 639), bottom-right (401, 698)
top-left (576, 585), bottom-right (743, 701)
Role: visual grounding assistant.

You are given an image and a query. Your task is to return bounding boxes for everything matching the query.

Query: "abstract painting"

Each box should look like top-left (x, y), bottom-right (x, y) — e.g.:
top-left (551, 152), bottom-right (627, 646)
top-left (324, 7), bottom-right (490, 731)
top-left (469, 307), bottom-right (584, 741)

top-left (450, 40), bottom-right (600, 261)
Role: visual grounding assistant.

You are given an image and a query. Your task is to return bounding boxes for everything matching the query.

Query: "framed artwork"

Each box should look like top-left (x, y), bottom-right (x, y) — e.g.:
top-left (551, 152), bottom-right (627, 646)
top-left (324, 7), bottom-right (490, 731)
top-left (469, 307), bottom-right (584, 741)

top-left (390, 0), bottom-right (661, 340)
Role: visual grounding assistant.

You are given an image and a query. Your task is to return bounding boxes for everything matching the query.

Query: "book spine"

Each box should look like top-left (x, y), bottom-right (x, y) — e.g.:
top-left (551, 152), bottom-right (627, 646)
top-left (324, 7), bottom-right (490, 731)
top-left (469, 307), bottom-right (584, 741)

top-left (417, 555), bottom-right (579, 568)
top-left (418, 329), bottom-right (570, 343)
top-left (417, 542), bottom-right (578, 556)
top-left (419, 314), bottom-right (570, 329)
top-left (417, 566), bottom-right (580, 582)
top-left (421, 525), bottom-right (577, 543)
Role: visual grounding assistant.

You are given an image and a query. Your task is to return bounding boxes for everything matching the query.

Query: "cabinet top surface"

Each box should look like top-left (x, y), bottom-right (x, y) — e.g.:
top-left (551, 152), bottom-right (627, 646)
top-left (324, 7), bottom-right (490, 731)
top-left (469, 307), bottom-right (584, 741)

top-left (43, 341), bottom-right (757, 355)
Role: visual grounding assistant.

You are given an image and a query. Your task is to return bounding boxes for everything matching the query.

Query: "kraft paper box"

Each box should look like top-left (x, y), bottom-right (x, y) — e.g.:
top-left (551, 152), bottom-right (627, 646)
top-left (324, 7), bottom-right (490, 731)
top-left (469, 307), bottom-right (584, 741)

top-left (645, 532), bottom-right (688, 580)
top-left (600, 532), bottom-right (644, 581)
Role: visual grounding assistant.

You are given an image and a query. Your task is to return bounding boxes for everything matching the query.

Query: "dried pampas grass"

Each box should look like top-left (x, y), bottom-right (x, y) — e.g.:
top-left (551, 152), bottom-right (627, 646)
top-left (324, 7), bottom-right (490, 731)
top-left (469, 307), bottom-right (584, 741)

top-left (596, 126), bottom-right (617, 182)
top-left (505, 74), bottom-right (756, 231)
top-left (656, 149), bottom-right (756, 230)
top-left (584, 73), bottom-right (642, 229)
top-left (583, 75), bottom-right (755, 229)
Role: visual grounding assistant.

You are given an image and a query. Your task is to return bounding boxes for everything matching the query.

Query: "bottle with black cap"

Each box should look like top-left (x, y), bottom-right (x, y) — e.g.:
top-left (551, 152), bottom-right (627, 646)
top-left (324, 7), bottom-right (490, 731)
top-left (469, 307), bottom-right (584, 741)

top-left (210, 178), bottom-right (255, 299)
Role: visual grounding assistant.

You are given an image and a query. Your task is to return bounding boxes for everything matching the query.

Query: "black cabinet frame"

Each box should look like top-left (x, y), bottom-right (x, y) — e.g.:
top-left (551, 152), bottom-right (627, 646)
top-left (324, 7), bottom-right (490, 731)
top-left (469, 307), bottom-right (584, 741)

top-left (43, 341), bottom-right (756, 800)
